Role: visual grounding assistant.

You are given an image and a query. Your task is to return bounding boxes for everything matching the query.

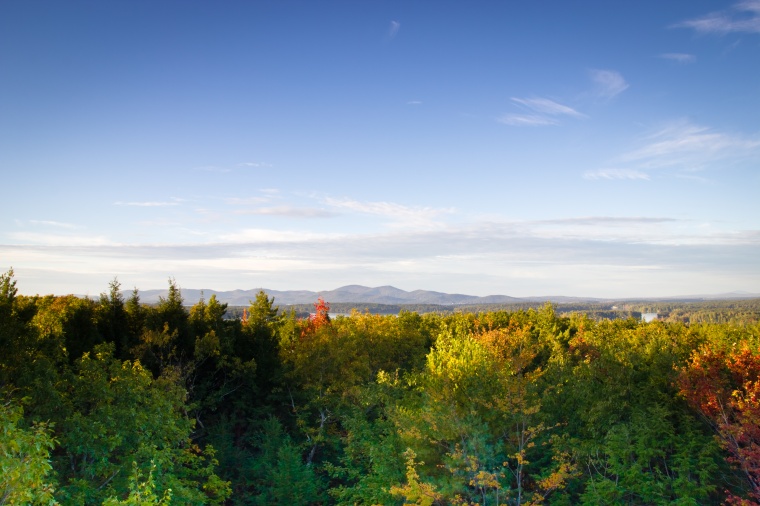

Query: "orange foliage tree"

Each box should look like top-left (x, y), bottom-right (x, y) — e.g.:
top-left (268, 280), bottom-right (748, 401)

top-left (678, 344), bottom-right (760, 504)
top-left (300, 297), bottom-right (331, 339)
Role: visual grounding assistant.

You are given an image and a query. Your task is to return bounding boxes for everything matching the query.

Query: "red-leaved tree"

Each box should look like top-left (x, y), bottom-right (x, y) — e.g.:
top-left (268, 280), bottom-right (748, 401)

top-left (678, 345), bottom-right (760, 504)
top-left (300, 297), bottom-right (330, 339)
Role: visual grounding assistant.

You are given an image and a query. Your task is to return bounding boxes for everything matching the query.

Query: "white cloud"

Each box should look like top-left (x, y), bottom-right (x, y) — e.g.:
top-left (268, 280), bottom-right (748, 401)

top-left (218, 228), bottom-right (337, 243)
top-left (389, 20), bottom-right (401, 39)
top-left (497, 114), bottom-right (559, 126)
top-left (580, 120), bottom-right (760, 186)
top-left (28, 220), bottom-right (79, 229)
top-left (585, 120), bottom-right (760, 183)
top-left (510, 97), bottom-right (585, 118)
top-left (194, 165), bottom-right (231, 173)
top-left (5, 217), bottom-right (758, 297)
top-left (583, 169), bottom-right (651, 181)
top-left (114, 201), bottom-right (180, 207)
top-left (8, 232), bottom-right (114, 247)
top-left (226, 196), bottom-right (271, 206)
top-left (619, 120), bottom-right (760, 170)
top-left (675, 173), bottom-right (711, 184)
top-left (324, 197), bottom-right (454, 228)
top-left (501, 74), bottom-right (625, 128)
top-left (238, 162), bottom-right (272, 168)
top-left (407, 100), bottom-right (422, 105)
top-left (590, 69), bottom-right (629, 99)
top-left (535, 216), bottom-right (677, 226)
top-left (658, 53), bottom-right (696, 63)
top-left (675, 1), bottom-right (760, 34)
top-left (195, 162), bottom-right (272, 173)
top-left (235, 206), bottom-right (336, 218)
top-left (226, 191), bottom-right (332, 217)
top-left (500, 97), bottom-right (584, 127)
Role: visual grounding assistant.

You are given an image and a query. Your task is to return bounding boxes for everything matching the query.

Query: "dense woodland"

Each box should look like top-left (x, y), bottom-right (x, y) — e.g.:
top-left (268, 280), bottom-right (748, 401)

top-left (226, 298), bottom-right (760, 325)
top-left (2, 270), bottom-right (760, 505)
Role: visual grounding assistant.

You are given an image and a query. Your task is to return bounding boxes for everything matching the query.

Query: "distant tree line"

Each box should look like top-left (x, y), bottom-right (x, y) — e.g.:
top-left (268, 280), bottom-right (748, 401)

top-left (224, 298), bottom-right (760, 325)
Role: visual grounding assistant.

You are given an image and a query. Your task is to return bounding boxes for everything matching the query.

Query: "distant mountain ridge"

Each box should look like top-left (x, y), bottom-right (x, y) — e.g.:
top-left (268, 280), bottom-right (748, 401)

top-left (129, 285), bottom-right (522, 306)
top-left (123, 285), bottom-right (760, 306)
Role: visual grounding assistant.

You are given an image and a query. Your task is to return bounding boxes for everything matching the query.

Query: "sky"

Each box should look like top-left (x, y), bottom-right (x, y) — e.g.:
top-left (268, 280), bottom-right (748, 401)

top-left (1, 0), bottom-right (759, 299)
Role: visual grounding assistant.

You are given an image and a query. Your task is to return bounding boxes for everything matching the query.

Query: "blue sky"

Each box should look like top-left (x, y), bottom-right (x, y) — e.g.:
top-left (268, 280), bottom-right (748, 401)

top-left (1, 0), bottom-right (759, 298)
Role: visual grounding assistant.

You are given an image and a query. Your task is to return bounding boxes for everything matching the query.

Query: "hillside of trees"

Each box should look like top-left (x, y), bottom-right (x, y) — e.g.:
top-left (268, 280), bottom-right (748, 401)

top-left (225, 298), bottom-right (760, 325)
top-left (2, 270), bottom-right (760, 504)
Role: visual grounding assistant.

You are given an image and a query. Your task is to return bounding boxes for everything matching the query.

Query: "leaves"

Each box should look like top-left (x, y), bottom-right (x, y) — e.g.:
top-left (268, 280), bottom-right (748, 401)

top-left (4, 272), bottom-right (760, 504)
top-left (0, 400), bottom-right (57, 505)
top-left (678, 344), bottom-right (760, 502)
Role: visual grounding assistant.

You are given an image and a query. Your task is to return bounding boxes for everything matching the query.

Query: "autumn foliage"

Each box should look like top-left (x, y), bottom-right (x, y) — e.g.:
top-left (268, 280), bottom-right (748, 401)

top-left (678, 345), bottom-right (760, 503)
top-left (5, 267), bottom-right (760, 504)
top-left (300, 297), bottom-right (331, 338)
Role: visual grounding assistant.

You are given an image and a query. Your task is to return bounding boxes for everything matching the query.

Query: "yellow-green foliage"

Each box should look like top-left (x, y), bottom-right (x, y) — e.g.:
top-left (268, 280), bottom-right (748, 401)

top-left (0, 400), bottom-right (57, 505)
top-left (3, 270), bottom-right (758, 505)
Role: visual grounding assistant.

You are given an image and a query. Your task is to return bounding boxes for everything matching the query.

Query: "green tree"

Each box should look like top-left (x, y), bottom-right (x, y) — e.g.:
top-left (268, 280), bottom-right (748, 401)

top-left (579, 405), bottom-right (718, 505)
top-left (102, 462), bottom-right (171, 506)
top-left (97, 278), bottom-right (133, 359)
top-left (239, 291), bottom-right (280, 396)
top-left (189, 293), bottom-right (228, 341)
top-left (249, 417), bottom-right (325, 505)
top-left (0, 399), bottom-right (57, 505)
top-left (125, 288), bottom-right (147, 353)
top-left (326, 393), bottom-right (406, 505)
top-left (33, 295), bottom-right (102, 363)
top-left (187, 292), bottom-right (256, 425)
top-left (0, 269), bottom-right (25, 388)
top-left (540, 316), bottom-right (723, 503)
top-left (55, 343), bottom-right (229, 505)
top-left (145, 279), bottom-right (192, 363)
top-left (387, 317), bottom-right (571, 505)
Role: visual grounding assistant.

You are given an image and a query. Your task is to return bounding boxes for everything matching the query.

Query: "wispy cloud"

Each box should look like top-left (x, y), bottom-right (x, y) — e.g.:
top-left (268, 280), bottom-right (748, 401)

top-left (226, 190), bottom-right (280, 206)
top-left (238, 162), bottom-right (272, 168)
top-left (324, 197), bottom-right (453, 228)
top-left (658, 52), bottom-right (696, 63)
top-left (235, 206), bottom-right (336, 218)
top-left (590, 69), bottom-right (629, 99)
top-left (674, 1), bottom-right (760, 34)
top-left (619, 120), bottom-right (760, 170)
top-left (407, 100), bottom-right (422, 106)
top-left (509, 216), bottom-right (692, 244)
top-left (8, 232), bottom-right (114, 247)
top-left (499, 97), bottom-right (584, 127)
top-left (675, 173), bottom-right (711, 184)
top-left (583, 169), bottom-right (651, 181)
top-left (511, 97), bottom-right (585, 117)
top-left (586, 120), bottom-right (760, 183)
top-left (497, 114), bottom-right (559, 126)
top-left (28, 220), bottom-right (79, 229)
top-left (12, 217), bottom-right (744, 259)
top-left (534, 216), bottom-right (677, 226)
top-left (194, 162), bottom-right (272, 173)
top-left (194, 165), bottom-right (231, 173)
top-left (218, 228), bottom-right (337, 244)
top-left (7, 216), bottom-right (757, 297)
top-left (388, 20), bottom-right (401, 39)
top-left (226, 197), bottom-right (271, 206)
top-left (114, 200), bottom-right (180, 207)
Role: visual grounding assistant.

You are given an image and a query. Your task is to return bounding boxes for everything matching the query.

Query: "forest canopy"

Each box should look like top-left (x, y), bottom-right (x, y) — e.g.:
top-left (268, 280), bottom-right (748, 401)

top-left (2, 270), bottom-right (759, 505)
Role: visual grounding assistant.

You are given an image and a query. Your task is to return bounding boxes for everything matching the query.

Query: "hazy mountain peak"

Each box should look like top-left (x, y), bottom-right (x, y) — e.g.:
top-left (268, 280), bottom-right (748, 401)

top-left (124, 285), bottom-right (759, 307)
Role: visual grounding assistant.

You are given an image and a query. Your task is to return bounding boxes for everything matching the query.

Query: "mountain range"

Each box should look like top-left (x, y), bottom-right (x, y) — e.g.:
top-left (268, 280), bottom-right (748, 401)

top-left (125, 285), bottom-right (760, 306)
